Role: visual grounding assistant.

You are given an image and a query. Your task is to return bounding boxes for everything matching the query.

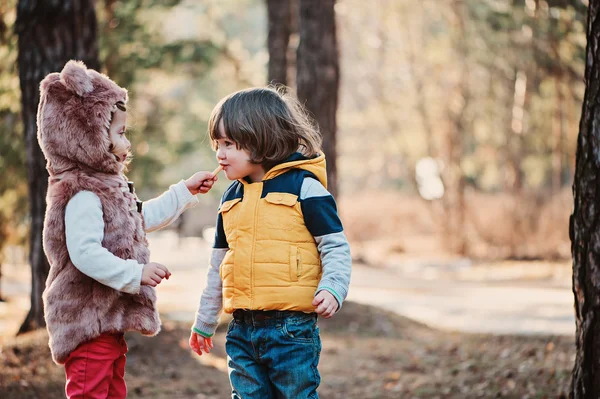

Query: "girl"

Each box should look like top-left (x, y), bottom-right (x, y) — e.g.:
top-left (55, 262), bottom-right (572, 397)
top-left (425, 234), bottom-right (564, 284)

top-left (38, 60), bottom-right (217, 398)
top-left (189, 86), bottom-right (352, 398)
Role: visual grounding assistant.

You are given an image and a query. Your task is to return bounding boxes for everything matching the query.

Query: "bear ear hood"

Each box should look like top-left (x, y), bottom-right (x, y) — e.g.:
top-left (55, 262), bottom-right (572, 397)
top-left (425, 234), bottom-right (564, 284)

top-left (37, 60), bottom-right (128, 175)
top-left (60, 60), bottom-right (94, 96)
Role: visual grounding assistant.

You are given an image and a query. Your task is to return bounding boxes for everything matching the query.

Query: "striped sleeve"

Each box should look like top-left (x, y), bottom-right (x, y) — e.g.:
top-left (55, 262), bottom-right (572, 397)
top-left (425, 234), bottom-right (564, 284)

top-left (192, 248), bottom-right (226, 337)
top-left (300, 178), bottom-right (352, 308)
top-left (299, 178), bottom-right (343, 237)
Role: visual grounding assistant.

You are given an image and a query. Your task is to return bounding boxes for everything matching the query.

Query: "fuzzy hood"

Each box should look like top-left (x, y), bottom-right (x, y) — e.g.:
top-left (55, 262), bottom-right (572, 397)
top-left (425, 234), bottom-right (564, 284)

top-left (37, 60), bottom-right (128, 175)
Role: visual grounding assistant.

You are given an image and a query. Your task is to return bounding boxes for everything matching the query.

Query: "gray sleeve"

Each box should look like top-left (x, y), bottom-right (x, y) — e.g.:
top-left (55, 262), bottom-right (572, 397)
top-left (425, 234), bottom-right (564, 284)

top-left (192, 248), bottom-right (226, 337)
top-left (315, 232), bottom-right (352, 308)
top-left (300, 177), bottom-right (352, 309)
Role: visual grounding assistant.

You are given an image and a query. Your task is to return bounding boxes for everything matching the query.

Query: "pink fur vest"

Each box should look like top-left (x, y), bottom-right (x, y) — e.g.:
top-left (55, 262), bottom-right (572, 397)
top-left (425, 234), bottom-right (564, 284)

top-left (37, 61), bottom-right (160, 364)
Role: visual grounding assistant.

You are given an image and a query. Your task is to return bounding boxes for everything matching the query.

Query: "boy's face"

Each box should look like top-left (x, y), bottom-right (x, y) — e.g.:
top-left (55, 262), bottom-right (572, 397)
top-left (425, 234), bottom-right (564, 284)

top-left (108, 109), bottom-right (130, 163)
top-left (215, 120), bottom-right (265, 182)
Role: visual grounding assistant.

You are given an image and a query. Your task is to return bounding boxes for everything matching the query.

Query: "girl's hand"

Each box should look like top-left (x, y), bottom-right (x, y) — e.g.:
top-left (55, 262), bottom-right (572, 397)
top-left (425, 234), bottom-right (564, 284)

top-left (312, 290), bottom-right (339, 319)
top-left (189, 331), bottom-right (213, 356)
top-left (141, 262), bottom-right (171, 286)
top-left (185, 171), bottom-right (217, 195)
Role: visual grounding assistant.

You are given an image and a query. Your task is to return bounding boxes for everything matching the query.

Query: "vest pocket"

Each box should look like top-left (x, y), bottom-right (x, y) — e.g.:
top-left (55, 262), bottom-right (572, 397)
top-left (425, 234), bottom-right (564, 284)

top-left (219, 198), bottom-right (241, 236)
top-left (219, 198), bottom-right (241, 213)
top-left (289, 245), bottom-right (302, 282)
top-left (264, 192), bottom-right (298, 206)
top-left (263, 192), bottom-right (301, 229)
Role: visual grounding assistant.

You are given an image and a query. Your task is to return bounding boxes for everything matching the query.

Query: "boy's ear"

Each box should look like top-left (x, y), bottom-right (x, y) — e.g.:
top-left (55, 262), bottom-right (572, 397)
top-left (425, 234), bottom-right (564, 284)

top-left (59, 60), bottom-right (93, 96)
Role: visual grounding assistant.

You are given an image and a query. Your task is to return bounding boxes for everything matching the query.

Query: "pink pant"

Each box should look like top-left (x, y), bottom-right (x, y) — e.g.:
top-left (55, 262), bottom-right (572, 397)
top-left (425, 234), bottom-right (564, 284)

top-left (64, 332), bottom-right (128, 399)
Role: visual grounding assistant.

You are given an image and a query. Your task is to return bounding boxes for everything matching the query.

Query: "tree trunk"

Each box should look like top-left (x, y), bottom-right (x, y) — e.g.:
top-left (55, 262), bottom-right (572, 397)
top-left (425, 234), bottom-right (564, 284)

top-left (103, 0), bottom-right (117, 77)
top-left (266, 0), bottom-right (291, 86)
top-left (0, 265), bottom-right (3, 302)
top-left (296, 0), bottom-right (339, 198)
top-left (0, 214), bottom-right (6, 302)
top-left (401, 1), bottom-right (436, 160)
top-left (286, 0), bottom-right (299, 90)
top-left (552, 75), bottom-right (566, 192)
top-left (15, 0), bottom-right (99, 334)
top-left (571, 1), bottom-right (600, 397)
top-left (443, 0), bottom-right (469, 255)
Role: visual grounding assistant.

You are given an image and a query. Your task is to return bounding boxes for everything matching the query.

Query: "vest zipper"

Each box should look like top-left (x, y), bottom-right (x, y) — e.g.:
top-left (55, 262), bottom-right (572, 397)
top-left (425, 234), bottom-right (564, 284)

top-left (290, 246), bottom-right (301, 282)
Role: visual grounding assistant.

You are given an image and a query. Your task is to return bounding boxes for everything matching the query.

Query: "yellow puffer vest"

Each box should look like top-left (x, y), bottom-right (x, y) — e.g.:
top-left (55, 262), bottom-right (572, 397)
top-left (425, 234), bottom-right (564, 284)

top-left (219, 154), bottom-right (327, 313)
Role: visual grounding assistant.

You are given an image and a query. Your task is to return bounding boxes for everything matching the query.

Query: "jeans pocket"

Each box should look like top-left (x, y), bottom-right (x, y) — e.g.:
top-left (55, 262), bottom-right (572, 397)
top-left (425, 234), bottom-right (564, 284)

top-left (279, 313), bottom-right (317, 343)
top-left (226, 318), bottom-right (236, 334)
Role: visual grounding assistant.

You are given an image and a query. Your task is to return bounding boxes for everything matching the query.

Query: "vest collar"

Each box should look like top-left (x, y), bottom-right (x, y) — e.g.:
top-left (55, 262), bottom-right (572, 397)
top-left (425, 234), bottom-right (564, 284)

top-left (258, 152), bottom-right (327, 188)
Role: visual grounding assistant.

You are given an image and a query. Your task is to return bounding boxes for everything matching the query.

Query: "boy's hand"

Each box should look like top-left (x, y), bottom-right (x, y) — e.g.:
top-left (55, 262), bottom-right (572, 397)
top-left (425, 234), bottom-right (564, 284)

top-left (141, 262), bottom-right (171, 287)
top-left (312, 290), bottom-right (339, 319)
top-left (189, 331), bottom-right (213, 356)
top-left (185, 171), bottom-right (217, 195)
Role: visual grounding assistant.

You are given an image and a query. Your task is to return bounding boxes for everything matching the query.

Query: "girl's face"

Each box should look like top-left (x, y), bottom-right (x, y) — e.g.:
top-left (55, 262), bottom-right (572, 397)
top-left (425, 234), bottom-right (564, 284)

top-left (108, 109), bottom-right (130, 163)
top-left (215, 120), bottom-right (265, 182)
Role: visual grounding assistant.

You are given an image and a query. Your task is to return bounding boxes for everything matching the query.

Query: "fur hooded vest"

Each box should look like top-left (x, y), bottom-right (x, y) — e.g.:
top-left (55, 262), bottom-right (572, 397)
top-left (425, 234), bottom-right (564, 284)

top-left (38, 61), bottom-right (160, 364)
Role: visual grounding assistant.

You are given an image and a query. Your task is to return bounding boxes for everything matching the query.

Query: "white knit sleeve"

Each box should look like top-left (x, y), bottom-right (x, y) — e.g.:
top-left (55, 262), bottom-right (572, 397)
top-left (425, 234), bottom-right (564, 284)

top-left (65, 191), bottom-right (144, 294)
top-left (142, 180), bottom-right (199, 233)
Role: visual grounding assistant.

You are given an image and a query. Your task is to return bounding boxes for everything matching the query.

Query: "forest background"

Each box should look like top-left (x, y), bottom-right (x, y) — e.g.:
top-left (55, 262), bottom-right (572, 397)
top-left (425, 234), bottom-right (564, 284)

top-left (1, 0), bottom-right (583, 265)
top-left (0, 0), bottom-right (587, 398)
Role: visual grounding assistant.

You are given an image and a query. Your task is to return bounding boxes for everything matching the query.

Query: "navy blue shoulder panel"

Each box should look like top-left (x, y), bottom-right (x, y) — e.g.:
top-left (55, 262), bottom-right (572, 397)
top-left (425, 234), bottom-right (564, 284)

top-left (221, 180), bottom-right (244, 203)
top-left (261, 169), bottom-right (316, 198)
top-left (213, 213), bottom-right (228, 249)
top-left (300, 195), bottom-right (343, 237)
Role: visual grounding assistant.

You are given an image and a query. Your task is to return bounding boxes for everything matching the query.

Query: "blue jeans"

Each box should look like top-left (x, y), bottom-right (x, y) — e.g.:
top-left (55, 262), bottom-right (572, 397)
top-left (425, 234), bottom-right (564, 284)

top-left (225, 310), bottom-right (322, 399)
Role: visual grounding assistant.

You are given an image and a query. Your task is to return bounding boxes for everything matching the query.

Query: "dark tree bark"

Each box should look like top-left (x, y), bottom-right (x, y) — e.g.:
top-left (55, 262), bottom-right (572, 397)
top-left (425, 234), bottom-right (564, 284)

top-left (296, 0), bottom-right (339, 198)
top-left (15, 0), bottom-right (99, 334)
top-left (571, 1), bottom-right (600, 397)
top-left (266, 0), bottom-right (291, 86)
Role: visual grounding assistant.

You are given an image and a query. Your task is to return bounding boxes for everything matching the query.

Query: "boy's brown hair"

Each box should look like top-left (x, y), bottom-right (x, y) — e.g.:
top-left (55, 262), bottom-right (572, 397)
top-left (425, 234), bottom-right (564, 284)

top-left (208, 86), bottom-right (322, 171)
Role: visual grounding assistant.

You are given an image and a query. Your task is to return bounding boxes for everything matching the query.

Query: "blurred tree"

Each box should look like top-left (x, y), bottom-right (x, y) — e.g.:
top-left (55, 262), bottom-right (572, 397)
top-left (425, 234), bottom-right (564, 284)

top-left (97, 0), bottom-right (221, 194)
top-left (466, 0), bottom-right (585, 257)
top-left (15, 0), bottom-right (100, 334)
top-left (0, 0), bottom-right (27, 302)
top-left (297, 0), bottom-right (339, 197)
top-left (99, 0), bottom-right (219, 89)
top-left (334, 0), bottom-right (585, 258)
top-left (0, 215), bottom-right (6, 301)
top-left (266, 0), bottom-right (291, 86)
top-left (571, 0), bottom-right (600, 396)
top-left (443, 0), bottom-right (470, 255)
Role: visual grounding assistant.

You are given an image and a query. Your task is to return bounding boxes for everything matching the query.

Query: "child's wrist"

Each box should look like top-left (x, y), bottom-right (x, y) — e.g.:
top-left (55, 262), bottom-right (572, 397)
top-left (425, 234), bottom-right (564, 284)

top-left (192, 327), bottom-right (213, 338)
top-left (176, 180), bottom-right (196, 200)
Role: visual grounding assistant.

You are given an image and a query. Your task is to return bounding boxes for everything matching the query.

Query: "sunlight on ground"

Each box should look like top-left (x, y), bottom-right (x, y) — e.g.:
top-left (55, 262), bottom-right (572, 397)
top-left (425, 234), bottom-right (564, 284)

top-left (0, 259), bottom-right (31, 345)
top-left (0, 230), bottom-right (575, 350)
top-left (147, 231), bottom-right (213, 320)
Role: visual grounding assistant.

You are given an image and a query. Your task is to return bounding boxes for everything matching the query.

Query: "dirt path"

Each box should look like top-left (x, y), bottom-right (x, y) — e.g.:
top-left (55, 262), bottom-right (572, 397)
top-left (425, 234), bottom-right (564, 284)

top-left (0, 302), bottom-right (574, 399)
top-left (0, 231), bottom-right (576, 398)
top-left (0, 231), bottom-right (574, 342)
top-left (149, 231), bottom-right (574, 336)
top-left (349, 259), bottom-right (574, 335)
